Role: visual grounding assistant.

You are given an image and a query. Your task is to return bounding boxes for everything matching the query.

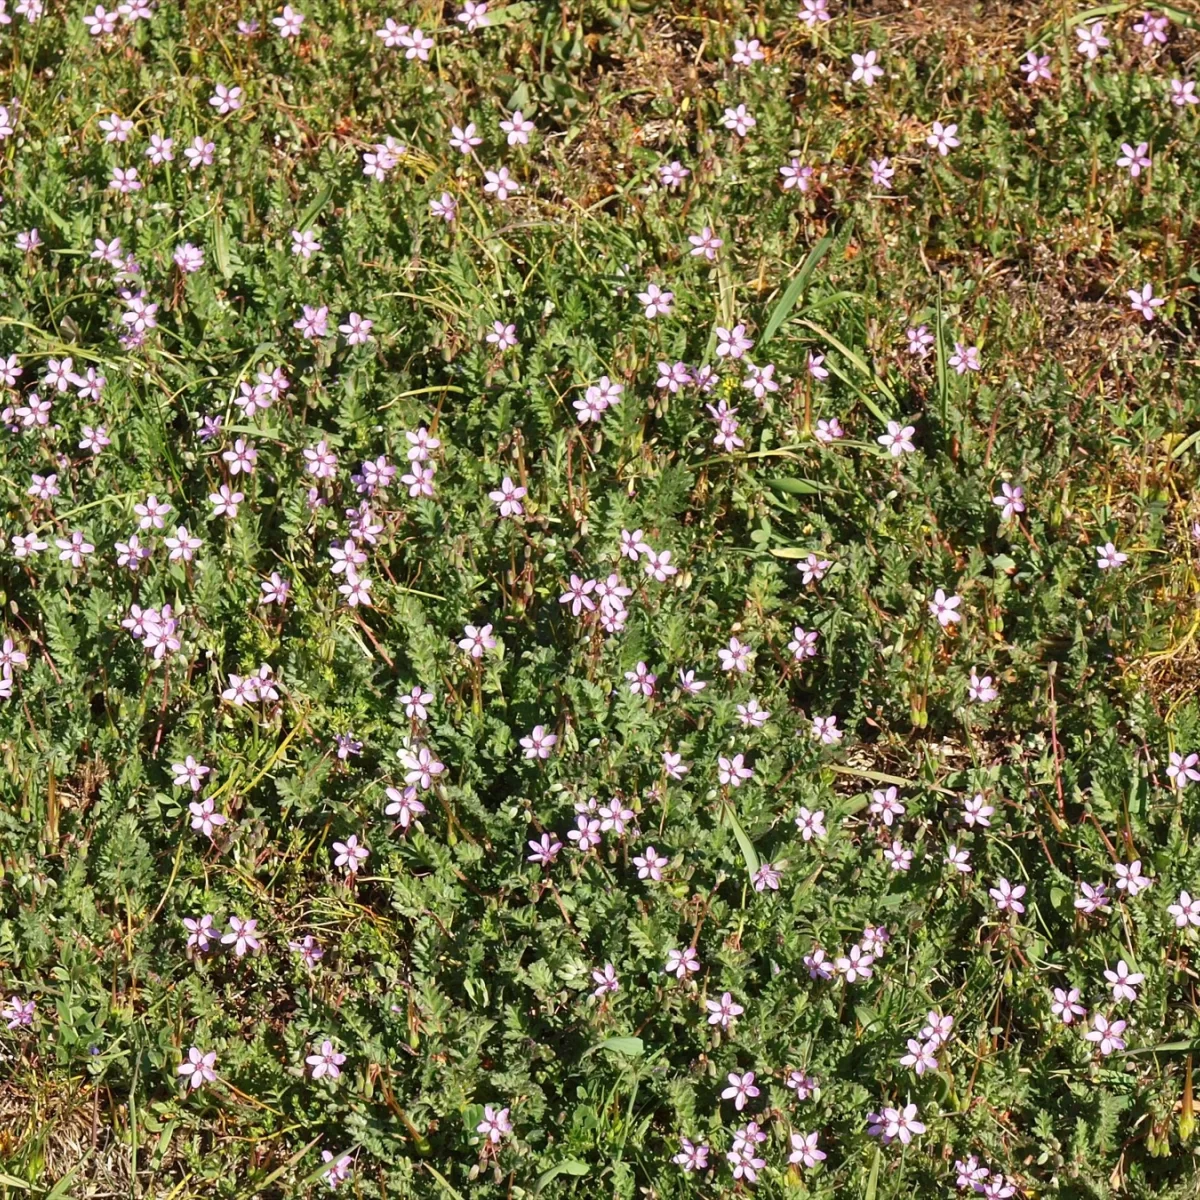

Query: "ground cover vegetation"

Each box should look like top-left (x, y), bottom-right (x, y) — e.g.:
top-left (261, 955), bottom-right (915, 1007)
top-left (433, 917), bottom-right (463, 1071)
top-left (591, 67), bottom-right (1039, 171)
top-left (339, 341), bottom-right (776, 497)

top-left (1, 0), bottom-right (1200, 1196)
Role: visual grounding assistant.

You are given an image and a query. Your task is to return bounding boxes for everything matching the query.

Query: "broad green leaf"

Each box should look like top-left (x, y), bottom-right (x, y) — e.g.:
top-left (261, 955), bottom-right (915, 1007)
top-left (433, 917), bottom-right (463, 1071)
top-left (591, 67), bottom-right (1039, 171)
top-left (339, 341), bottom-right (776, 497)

top-left (764, 477), bottom-right (825, 496)
top-left (583, 1036), bottom-right (644, 1059)
top-left (534, 1159), bottom-right (590, 1194)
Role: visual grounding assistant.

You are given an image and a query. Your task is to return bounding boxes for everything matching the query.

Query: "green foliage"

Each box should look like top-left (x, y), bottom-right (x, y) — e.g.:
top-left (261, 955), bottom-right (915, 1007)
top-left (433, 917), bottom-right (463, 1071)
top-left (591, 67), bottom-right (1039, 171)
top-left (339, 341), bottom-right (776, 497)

top-left (1, 2), bottom-right (1200, 1198)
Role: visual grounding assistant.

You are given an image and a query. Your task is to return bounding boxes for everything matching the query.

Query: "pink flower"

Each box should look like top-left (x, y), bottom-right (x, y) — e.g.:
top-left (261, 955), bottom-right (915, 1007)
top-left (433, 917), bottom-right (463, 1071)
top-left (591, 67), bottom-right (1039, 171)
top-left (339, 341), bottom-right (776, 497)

top-left (835, 944), bottom-right (873, 982)
top-left (811, 714), bottom-right (842, 744)
top-left (476, 1105), bottom-right (512, 1143)
top-left (946, 844), bottom-right (971, 873)
top-left (1116, 141), bottom-right (1151, 178)
top-left (815, 416), bottom-right (844, 443)
top-left (526, 832), bottom-right (562, 866)
top-left (1166, 751), bottom-right (1200, 788)
top-left (1075, 20), bottom-right (1109, 60)
top-left (715, 323), bottom-right (754, 359)
top-left (559, 574), bottom-right (596, 615)
top-left (717, 753), bottom-right (754, 787)
top-left (1020, 50), bottom-right (1052, 84)
top-left (625, 662), bottom-right (657, 697)
top-left (385, 786), bottom-right (427, 829)
top-left (868, 157), bottom-right (894, 189)
top-left (321, 1152), bottom-right (353, 1190)
top-left (636, 282), bottom-right (674, 318)
top-left (687, 226), bottom-right (723, 260)
top-left (221, 916), bottom-right (261, 956)
top-left (177, 1047), bottom-right (217, 1089)
top-left (457, 2), bottom-right (489, 31)
top-left (483, 166), bottom-right (520, 200)
top-left (400, 746), bottom-right (445, 790)
top-left (869, 786), bottom-right (905, 826)
top-left (659, 160), bottom-right (690, 188)
top-left (720, 104), bottom-right (756, 137)
top-left (1168, 889), bottom-right (1200, 927)
top-left (664, 946), bottom-right (699, 978)
top-left (500, 110), bottom-right (534, 145)
top-left (753, 861), bottom-right (782, 891)
top-left (1051, 986), bottom-right (1086, 1025)
top-left (673, 1137), bottom-right (709, 1170)
top-left (1133, 10), bottom-right (1169, 46)
top-left (780, 158), bottom-right (814, 191)
top-left (721, 1070), bottom-right (760, 1111)
top-left (489, 476), bottom-right (526, 517)
top-left (705, 991), bottom-right (744, 1028)
top-left (1128, 283), bottom-right (1165, 320)
top-left (306, 1040), bottom-right (347, 1079)
top-left (1114, 859), bottom-right (1153, 896)
top-left (1084, 1013), bottom-right (1127, 1056)
top-left (731, 37), bottom-right (764, 67)
top-left (929, 588), bottom-right (962, 627)
top-left (993, 482), bottom-right (1025, 520)
top-left (718, 636), bottom-right (753, 672)
top-left (927, 120), bottom-right (960, 156)
top-left (949, 342), bottom-right (981, 373)
top-left (1170, 79), bottom-right (1198, 106)
top-left (519, 724), bottom-right (558, 760)
top-left (968, 669), bottom-right (998, 702)
top-left (591, 962), bottom-right (620, 998)
top-left (189, 797), bottom-right (227, 838)
top-left (795, 807), bottom-right (826, 841)
top-left (798, 553), bottom-right (832, 584)
top-left (1105, 960), bottom-right (1144, 1003)
top-left (990, 877), bottom-right (1026, 914)
top-left (850, 48), bottom-right (883, 86)
top-left (899, 1037), bottom-right (938, 1074)
top-left (332, 834), bottom-right (369, 874)
top-left (878, 420), bottom-right (916, 455)
top-left (458, 623), bottom-right (496, 658)
top-left (272, 4), bottom-right (305, 38)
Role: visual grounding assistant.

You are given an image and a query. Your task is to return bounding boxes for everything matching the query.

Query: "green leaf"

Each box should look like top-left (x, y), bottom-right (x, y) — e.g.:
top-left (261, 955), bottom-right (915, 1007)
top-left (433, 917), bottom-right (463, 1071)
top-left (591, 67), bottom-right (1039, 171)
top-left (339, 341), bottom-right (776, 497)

top-left (761, 224), bottom-right (843, 345)
top-left (424, 1163), bottom-right (468, 1200)
top-left (212, 210), bottom-right (233, 281)
top-left (764, 477), bottom-right (825, 496)
top-left (865, 1145), bottom-right (881, 1200)
top-left (935, 282), bottom-right (949, 426)
top-left (534, 1159), bottom-right (590, 1193)
top-left (722, 804), bottom-right (760, 878)
top-left (1171, 428), bottom-right (1200, 461)
top-left (1122, 1040), bottom-right (1199, 1055)
top-left (296, 181), bottom-right (334, 232)
top-left (583, 1036), bottom-right (644, 1059)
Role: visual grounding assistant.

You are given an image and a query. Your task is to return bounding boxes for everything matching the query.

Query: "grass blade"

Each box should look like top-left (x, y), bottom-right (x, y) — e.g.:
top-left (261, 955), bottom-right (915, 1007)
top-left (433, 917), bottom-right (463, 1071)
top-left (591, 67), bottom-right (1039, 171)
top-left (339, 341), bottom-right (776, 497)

top-left (761, 224), bottom-right (843, 345)
top-left (865, 1145), bottom-right (881, 1200)
top-left (795, 317), bottom-right (897, 407)
top-left (296, 182), bottom-right (334, 232)
top-left (722, 803), bottom-right (760, 878)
